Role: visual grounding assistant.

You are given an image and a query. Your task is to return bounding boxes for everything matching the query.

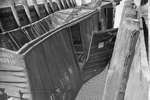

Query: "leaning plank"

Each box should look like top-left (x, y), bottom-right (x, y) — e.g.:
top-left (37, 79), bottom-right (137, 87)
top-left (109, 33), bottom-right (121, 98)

top-left (124, 18), bottom-right (150, 100)
top-left (102, 0), bottom-right (140, 100)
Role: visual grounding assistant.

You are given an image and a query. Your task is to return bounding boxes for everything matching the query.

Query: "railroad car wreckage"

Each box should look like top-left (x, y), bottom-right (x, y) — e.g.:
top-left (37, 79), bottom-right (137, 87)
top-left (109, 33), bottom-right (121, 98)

top-left (0, 0), bottom-right (149, 100)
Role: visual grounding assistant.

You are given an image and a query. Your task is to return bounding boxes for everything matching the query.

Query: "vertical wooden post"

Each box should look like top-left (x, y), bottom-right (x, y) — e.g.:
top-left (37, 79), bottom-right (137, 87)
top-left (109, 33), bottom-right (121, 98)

top-left (21, 0), bottom-right (33, 23)
top-left (32, 0), bottom-right (41, 18)
top-left (48, 0), bottom-right (54, 12)
top-left (9, 0), bottom-right (21, 27)
top-left (43, 0), bottom-right (51, 14)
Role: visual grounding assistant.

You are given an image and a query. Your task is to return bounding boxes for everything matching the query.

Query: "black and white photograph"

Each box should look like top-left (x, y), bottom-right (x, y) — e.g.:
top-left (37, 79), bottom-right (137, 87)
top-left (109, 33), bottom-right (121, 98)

top-left (0, 0), bottom-right (149, 100)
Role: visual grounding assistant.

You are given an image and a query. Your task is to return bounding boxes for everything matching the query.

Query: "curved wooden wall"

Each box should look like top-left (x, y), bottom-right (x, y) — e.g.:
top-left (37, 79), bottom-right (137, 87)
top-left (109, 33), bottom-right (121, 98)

top-left (0, 9), bottom-right (99, 100)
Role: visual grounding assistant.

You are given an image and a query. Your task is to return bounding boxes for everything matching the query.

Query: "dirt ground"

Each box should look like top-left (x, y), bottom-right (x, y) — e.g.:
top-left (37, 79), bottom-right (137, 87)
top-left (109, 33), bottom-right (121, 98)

top-left (76, 66), bottom-right (108, 100)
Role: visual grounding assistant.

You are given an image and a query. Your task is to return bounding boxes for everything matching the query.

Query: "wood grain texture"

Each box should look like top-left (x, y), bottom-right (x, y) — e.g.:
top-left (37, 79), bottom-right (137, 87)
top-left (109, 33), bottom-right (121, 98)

top-left (0, 49), bottom-right (32, 100)
top-left (124, 19), bottom-right (149, 100)
top-left (102, 0), bottom-right (140, 100)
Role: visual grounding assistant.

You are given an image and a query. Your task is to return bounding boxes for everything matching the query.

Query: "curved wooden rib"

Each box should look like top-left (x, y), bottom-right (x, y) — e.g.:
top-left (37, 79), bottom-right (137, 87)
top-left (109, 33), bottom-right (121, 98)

top-left (60, 0), bottom-right (66, 9)
top-left (43, 0), bottom-right (51, 14)
top-left (32, 0), bottom-right (41, 18)
top-left (21, 0), bottom-right (33, 23)
top-left (55, 0), bottom-right (62, 10)
top-left (66, 0), bottom-right (71, 8)
top-left (9, 0), bottom-right (21, 27)
top-left (48, 0), bottom-right (54, 12)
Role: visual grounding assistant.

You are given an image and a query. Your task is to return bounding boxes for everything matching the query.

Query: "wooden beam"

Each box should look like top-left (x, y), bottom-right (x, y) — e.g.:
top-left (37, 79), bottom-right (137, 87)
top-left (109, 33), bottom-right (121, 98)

top-left (102, 0), bottom-right (140, 100)
top-left (124, 16), bottom-right (149, 100)
top-left (32, 0), bottom-right (41, 18)
top-left (60, 0), bottom-right (66, 9)
top-left (72, 0), bottom-right (77, 6)
top-left (9, 0), bottom-right (21, 27)
top-left (66, 0), bottom-right (71, 7)
top-left (43, 0), bottom-right (51, 14)
top-left (21, 0), bottom-right (33, 23)
top-left (48, 0), bottom-right (54, 12)
top-left (55, 0), bottom-right (62, 10)
top-left (70, 0), bottom-right (74, 7)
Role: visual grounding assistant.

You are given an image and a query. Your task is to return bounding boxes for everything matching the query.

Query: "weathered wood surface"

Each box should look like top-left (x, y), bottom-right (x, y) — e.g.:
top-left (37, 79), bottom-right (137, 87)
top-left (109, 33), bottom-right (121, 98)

top-left (102, 0), bottom-right (143, 100)
top-left (0, 49), bottom-right (32, 100)
top-left (124, 18), bottom-right (149, 100)
top-left (81, 28), bottom-right (117, 81)
top-left (124, 1), bottom-right (150, 100)
top-left (79, 12), bottom-right (99, 56)
top-left (20, 28), bottom-right (82, 100)
top-left (0, 28), bottom-right (82, 100)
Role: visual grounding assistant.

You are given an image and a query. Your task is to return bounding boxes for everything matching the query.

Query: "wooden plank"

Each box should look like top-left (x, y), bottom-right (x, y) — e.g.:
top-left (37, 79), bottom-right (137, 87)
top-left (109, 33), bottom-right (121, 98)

top-left (102, 0), bottom-right (140, 100)
top-left (21, 0), bottom-right (33, 23)
top-left (66, 0), bottom-right (71, 8)
top-left (32, 0), bottom-right (41, 18)
top-left (9, 0), bottom-right (21, 27)
top-left (48, 0), bottom-right (54, 12)
top-left (124, 18), bottom-right (149, 100)
top-left (43, 0), bottom-right (50, 14)
top-left (60, 0), bottom-right (66, 8)
top-left (0, 49), bottom-right (32, 100)
top-left (55, 0), bottom-right (62, 10)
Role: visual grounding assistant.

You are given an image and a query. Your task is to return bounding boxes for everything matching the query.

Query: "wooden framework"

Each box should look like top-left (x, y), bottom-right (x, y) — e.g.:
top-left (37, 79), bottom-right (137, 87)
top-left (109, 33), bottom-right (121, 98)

top-left (0, 1), bottom-right (119, 100)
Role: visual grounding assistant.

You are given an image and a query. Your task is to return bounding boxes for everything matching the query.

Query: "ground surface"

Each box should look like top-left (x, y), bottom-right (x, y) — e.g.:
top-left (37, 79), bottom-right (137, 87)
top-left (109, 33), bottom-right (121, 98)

top-left (76, 66), bottom-right (108, 100)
